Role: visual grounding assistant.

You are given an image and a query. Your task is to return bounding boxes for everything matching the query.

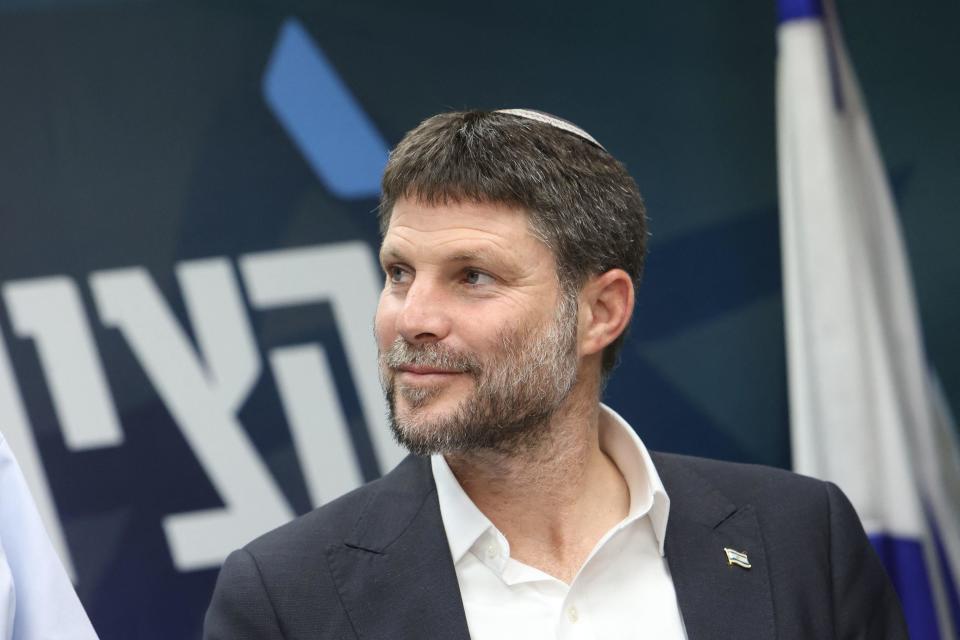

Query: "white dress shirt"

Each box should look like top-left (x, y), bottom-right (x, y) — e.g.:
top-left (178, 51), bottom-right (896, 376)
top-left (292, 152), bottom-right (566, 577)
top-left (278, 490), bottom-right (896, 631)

top-left (431, 404), bottom-right (688, 639)
top-left (0, 433), bottom-right (100, 640)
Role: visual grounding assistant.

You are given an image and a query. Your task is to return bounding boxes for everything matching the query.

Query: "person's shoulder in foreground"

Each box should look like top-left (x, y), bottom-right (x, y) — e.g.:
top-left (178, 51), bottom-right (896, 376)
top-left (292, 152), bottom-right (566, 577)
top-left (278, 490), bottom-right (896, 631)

top-left (1, 433), bottom-right (100, 640)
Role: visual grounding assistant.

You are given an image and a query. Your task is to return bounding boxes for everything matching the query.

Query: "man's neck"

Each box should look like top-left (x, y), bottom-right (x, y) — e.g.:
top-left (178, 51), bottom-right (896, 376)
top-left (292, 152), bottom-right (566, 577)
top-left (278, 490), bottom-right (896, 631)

top-left (442, 389), bottom-right (630, 584)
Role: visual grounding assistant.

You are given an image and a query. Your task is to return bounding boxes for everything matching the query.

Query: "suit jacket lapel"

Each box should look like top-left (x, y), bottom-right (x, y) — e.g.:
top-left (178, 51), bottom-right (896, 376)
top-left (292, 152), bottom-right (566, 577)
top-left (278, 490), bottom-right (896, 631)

top-left (326, 456), bottom-right (471, 640)
top-left (653, 453), bottom-right (776, 640)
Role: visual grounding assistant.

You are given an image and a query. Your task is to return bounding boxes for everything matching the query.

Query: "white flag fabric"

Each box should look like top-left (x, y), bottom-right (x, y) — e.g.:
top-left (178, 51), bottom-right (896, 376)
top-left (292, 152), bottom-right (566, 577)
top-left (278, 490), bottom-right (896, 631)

top-left (1, 544), bottom-right (13, 640)
top-left (0, 433), bottom-right (99, 640)
top-left (776, 0), bottom-right (960, 638)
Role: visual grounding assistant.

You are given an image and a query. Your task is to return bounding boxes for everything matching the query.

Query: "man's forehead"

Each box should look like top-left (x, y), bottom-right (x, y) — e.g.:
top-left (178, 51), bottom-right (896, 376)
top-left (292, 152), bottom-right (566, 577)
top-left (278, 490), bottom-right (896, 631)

top-left (384, 198), bottom-right (547, 244)
top-left (384, 198), bottom-right (536, 242)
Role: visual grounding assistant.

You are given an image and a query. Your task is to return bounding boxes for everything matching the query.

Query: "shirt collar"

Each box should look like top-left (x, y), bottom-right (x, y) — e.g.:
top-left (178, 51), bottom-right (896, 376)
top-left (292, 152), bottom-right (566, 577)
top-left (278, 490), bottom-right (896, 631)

top-left (599, 403), bottom-right (671, 555)
top-left (431, 452), bottom-right (493, 564)
top-left (431, 403), bottom-right (672, 563)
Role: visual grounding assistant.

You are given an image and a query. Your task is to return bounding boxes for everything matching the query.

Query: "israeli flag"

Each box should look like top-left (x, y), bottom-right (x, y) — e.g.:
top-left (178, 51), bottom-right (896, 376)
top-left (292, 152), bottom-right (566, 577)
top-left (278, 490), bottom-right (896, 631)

top-left (0, 433), bottom-right (99, 640)
top-left (776, 1), bottom-right (960, 637)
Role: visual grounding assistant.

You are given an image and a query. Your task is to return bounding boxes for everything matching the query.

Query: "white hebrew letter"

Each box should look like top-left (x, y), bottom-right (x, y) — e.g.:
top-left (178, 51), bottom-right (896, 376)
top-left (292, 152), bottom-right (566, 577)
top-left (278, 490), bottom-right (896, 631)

top-left (269, 345), bottom-right (363, 505)
top-left (239, 242), bottom-right (405, 476)
top-left (4, 277), bottom-right (123, 449)
top-left (175, 260), bottom-right (260, 412)
top-left (90, 261), bottom-right (293, 571)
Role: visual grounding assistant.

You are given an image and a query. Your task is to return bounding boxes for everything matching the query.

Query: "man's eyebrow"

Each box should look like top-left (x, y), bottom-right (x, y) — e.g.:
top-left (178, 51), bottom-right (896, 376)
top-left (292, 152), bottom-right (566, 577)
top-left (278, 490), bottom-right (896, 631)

top-left (447, 250), bottom-right (485, 262)
top-left (378, 246), bottom-right (404, 263)
top-left (446, 248), bottom-right (518, 271)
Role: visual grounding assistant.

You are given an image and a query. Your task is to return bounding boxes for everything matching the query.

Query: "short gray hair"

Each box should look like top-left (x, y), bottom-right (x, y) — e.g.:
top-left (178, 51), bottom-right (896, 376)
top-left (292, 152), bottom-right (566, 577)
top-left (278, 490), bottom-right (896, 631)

top-left (379, 110), bottom-right (648, 376)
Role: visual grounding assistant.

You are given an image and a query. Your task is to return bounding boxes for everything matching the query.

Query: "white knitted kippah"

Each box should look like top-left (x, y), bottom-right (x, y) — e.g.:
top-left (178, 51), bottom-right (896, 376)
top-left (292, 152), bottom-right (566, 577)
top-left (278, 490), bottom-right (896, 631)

top-left (494, 108), bottom-right (606, 151)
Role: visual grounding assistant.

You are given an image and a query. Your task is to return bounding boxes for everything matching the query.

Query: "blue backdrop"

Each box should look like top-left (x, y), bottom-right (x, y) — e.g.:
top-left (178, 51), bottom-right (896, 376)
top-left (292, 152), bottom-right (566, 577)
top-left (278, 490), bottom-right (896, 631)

top-left (0, 1), bottom-right (956, 637)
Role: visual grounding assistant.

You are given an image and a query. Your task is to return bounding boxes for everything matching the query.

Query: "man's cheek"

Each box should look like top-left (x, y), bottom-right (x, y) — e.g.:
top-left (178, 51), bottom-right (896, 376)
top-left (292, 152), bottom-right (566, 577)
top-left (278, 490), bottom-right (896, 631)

top-left (373, 316), bottom-right (394, 351)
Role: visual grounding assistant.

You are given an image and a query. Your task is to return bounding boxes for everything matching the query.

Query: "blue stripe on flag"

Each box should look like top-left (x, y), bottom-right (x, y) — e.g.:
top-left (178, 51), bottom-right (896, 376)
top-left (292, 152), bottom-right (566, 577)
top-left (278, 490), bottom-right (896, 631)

top-left (777, 0), bottom-right (823, 23)
top-left (262, 18), bottom-right (389, 199)
top-left (929, 516), bottom-right (960, 634)
top-left (869, 534), bottom-right (942, 640)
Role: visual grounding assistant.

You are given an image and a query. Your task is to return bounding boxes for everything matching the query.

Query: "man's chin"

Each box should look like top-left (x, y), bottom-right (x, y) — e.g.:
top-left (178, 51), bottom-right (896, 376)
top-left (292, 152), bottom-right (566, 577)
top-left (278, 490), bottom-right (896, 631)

top-left (392, 395), bottom-right (459, 427)
top-left (389, 417), bottom-right (452, 457)
top-left (388, 398), bottom-right (469, 455)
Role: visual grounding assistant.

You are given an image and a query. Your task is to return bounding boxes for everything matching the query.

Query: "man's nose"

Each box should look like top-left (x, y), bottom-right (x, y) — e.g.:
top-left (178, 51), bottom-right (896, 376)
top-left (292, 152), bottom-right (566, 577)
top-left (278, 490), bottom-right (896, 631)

top-left (396, 280), bottom-right (452, 345)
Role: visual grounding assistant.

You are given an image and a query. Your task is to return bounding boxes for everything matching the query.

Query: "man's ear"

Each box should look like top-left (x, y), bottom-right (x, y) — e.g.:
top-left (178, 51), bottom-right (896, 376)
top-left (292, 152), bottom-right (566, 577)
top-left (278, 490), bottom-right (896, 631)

top-left (578, 269), bottom-right (634, 357)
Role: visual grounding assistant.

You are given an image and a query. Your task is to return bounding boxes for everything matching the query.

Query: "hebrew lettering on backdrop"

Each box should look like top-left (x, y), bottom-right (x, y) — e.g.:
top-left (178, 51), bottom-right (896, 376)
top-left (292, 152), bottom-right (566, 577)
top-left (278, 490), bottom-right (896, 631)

top-left (0, 241), bottom-right (404, 576)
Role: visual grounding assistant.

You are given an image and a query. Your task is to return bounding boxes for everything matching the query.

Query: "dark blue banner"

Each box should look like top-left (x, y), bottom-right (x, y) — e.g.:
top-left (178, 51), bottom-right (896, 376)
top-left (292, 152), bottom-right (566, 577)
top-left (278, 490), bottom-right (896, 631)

top-left (0, 2), bottom-right (955, 638)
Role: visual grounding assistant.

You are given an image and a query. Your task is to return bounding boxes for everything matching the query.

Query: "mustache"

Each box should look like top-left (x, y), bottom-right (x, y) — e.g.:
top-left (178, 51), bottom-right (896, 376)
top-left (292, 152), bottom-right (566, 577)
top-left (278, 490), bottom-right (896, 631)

top-left (382, 337), bottom-right (481, 374)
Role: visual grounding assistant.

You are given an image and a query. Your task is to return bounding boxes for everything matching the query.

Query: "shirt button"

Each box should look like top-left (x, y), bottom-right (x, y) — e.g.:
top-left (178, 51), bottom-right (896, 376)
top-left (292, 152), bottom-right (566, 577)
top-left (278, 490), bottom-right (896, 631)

top-left (485, 543), bottom-right (498, 559)
top-left (566, 606), bottom-right (579, 623)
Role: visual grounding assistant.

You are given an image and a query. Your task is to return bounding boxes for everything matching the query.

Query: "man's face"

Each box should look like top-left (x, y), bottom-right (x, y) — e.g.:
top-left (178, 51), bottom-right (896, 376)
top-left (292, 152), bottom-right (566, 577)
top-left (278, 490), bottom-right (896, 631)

top-left (375, 197), bottom-right (580, 455)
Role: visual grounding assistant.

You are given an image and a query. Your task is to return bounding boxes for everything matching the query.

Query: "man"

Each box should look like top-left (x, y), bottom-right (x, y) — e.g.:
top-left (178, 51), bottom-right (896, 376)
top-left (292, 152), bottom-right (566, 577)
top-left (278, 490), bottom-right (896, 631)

top-left (0, 432), bottom-right (100, 640)
top-left (204, 109), bottom-right (908, 639)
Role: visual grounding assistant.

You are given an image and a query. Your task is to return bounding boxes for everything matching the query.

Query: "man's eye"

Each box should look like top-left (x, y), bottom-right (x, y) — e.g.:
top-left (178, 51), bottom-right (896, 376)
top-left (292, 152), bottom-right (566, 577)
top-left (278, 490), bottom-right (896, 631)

top-left (388, 266), bottom-right (410, 283)
top-left (464, 270), bottom-right (494, 286)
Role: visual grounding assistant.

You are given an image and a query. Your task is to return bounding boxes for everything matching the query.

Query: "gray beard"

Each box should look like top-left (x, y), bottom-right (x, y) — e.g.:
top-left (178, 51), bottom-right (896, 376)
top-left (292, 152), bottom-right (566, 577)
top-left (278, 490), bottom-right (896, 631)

top-left (379, 292), bottom-right (579, 456)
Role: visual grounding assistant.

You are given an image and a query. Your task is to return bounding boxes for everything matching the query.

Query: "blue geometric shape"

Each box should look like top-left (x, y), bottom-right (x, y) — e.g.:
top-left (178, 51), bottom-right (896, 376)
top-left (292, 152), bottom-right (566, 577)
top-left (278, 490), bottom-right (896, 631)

top-left (777, 0), bottom-right (822, 23)
top-left (263, 18), bottom-right (389, 200)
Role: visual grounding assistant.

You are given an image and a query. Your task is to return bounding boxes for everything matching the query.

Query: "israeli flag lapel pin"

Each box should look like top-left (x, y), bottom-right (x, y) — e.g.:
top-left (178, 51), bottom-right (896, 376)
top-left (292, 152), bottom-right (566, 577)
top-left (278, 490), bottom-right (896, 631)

top-left (723, 547), bottom-right (752, 569)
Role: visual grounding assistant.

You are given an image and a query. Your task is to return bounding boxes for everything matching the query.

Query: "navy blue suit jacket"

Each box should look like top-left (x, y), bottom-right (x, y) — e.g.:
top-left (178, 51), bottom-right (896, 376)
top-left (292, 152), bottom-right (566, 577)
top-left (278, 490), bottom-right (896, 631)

top-left (203, 453), bottom-right (908, 639)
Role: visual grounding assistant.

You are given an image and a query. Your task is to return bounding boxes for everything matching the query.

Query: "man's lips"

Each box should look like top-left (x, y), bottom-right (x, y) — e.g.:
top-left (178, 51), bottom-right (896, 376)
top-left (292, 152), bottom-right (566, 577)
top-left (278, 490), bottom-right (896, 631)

top-left (396, 364), bottom-right (463, 375)
top-left (394, 365), bottom-right (470, 386)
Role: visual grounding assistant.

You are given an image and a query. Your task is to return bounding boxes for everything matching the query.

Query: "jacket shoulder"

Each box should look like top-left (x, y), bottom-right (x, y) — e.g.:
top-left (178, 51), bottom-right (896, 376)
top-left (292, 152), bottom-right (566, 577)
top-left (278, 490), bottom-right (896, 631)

top-left (204, 455), bottom-right (434, 639)
top-left (652, 451), bottom-right (837, 552)
top-left (652, 452), bottom-right (908, 638)
top-left (652, 451), bottom-right (828, 510)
